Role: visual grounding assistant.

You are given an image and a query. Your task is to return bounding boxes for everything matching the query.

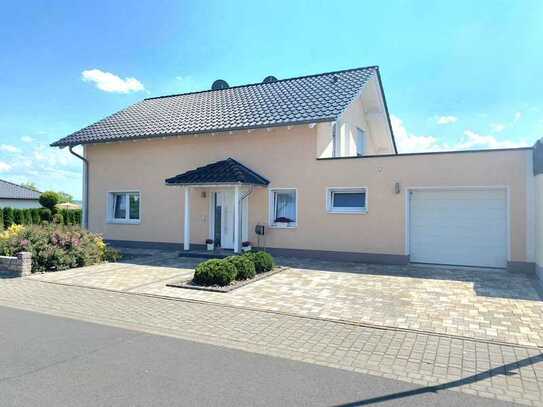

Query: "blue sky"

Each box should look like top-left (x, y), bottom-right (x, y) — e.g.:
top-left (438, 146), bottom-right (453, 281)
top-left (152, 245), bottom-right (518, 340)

top-left (0, 1), bottom-right (542, 199)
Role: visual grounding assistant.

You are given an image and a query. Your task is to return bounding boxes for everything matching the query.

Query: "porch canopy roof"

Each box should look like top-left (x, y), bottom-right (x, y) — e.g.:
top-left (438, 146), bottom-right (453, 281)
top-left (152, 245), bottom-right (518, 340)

top-left (165, 157), bottom-right (269, 187)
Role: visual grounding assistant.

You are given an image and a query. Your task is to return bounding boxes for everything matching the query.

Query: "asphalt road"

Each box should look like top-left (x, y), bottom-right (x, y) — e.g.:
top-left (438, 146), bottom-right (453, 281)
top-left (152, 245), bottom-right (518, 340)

top-left (0, 306), bottom-right (517, 407)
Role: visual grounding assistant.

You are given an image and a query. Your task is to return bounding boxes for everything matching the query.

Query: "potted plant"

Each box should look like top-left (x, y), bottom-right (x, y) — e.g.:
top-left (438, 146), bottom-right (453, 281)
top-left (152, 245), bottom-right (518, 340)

top-left (274, 216), bottom-right (293, 228)
top-left (242, 241), bottom-right (252, 252)
top-left (205, 238), bottom-right (214, 251)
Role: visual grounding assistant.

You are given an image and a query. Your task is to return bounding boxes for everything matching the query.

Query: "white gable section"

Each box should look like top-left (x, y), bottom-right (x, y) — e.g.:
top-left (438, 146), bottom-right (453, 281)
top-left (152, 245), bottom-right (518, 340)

top-left (316, 75), bottom-right (396, 158)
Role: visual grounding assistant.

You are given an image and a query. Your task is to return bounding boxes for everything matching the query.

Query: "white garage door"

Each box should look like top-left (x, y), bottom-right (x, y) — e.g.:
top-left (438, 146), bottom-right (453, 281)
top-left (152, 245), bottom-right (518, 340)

top-left (409, 189), bottom-right (508, 268)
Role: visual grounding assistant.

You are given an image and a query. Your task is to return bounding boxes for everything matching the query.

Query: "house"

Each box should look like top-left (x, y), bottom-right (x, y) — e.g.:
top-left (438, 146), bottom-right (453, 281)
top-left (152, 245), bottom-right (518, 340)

top-left (0, 179), bottom-right (41, 209)
top-left (51, 66), bottom-right (541, 276)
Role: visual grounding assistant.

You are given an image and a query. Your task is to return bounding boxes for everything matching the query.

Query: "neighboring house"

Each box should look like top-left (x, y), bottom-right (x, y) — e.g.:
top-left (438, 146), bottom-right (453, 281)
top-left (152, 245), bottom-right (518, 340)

top-left (0, 179), bottom-right (41, 209)
top-left (52, 66), bottom-right (540, 275)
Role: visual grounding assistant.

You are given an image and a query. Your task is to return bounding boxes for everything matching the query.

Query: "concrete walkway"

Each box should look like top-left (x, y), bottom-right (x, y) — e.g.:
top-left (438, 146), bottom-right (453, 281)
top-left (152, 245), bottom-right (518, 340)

top-left (28, 248), bottom-right (543, 347)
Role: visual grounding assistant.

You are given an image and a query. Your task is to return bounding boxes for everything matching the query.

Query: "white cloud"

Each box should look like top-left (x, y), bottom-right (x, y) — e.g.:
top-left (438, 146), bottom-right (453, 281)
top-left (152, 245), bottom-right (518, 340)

top-left (0, 144), bottom-right (19, 153)
top-left (436, 115), bottom-right (458, 125)
top-left (0, 161), bottom-right (12, 172)
top-left (21, 136), bottom-right (34, 143)
top-left (393, 115), bottom-right (529, 153)
top-left (456, 130), bottom-right (528, 150)
top-left (490, 123), bottom-right (506, 133)
top-left (392, 115), bottom-right (448, 153)
top-left (514, 111), bottom-right (522, 122)
top-left (82, 69), bottom-right (144, 93)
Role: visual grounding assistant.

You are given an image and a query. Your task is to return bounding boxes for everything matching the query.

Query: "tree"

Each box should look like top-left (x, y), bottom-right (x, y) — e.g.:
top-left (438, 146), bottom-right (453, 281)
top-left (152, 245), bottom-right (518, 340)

top-left (13, 209), bottom-right (23, 225)
top-left (39, 191), bottom-right (61, 211)
top-left (3, 207), bottom-right (14, 228)
top-left (21, 181), bottom-right (39, 192)
top-left (23, 209), bottom-right (32, 225)
top-left (0, 209), bottom-right (3, 231)
top-left (56, 191), bottom-right (73, 204)
top-left (31, 208), bottom-right (41, 224)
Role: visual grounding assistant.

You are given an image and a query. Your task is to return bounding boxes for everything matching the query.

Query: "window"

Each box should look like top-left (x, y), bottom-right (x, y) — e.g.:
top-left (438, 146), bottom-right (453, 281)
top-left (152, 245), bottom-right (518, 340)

top-left (332, 121), bottom-right (341, 157)
top-left (109, 192), bottom-right (140, 223)
top-left (327, 188), bottom-right (367, 213)
top-left (270, 189), bottom-right (297, 227)
top-left (355, 127), bottom-right (365, 156)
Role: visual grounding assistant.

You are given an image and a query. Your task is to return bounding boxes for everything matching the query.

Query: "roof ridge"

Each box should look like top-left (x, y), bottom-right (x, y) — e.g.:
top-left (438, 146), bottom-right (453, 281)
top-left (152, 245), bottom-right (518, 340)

top-left (0, 178), bottom-right (41, 194)
top-left (144, 65), bottom-right (379, 101)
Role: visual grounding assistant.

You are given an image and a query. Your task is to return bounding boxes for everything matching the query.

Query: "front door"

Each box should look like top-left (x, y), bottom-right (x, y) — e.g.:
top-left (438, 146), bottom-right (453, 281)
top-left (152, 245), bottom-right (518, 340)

top-left (215, 191), bottom-right (235, 249)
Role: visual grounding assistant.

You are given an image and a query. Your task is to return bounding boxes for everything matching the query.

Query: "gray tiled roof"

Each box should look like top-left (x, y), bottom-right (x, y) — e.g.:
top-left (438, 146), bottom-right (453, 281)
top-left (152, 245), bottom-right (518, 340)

top-left (0, 179), bottom-right (41, 200)
top-left (51, 66), bottom-right (380, 147)
top-left (165, 158), bottom-right (269, 186)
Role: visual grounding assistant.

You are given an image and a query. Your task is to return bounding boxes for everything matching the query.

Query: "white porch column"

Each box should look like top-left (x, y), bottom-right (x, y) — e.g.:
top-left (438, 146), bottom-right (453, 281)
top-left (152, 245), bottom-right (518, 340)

top-left (234, 185), bottom-right (240, 253)
top-left (184, 187), bottom-right (191, 251)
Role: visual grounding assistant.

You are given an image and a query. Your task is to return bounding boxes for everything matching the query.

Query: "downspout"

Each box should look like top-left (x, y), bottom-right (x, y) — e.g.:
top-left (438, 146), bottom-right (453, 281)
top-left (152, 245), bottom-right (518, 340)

top-left (68, 145), bottom-right (89, 229)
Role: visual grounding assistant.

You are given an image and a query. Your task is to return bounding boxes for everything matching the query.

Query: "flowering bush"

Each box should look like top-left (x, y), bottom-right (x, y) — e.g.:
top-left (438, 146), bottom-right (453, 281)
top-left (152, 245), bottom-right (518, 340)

top-left (0, 224), bottom-right (121, 273)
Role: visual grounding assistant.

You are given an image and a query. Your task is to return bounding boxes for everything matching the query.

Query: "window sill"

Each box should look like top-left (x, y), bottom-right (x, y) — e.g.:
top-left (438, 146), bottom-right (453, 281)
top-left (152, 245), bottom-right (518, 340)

top-left (269, 223), bottom-right (297, 229)
top-left (107, 219), bottom-right (141, 225)
top-left (327, 209), bottom-right (368, 214)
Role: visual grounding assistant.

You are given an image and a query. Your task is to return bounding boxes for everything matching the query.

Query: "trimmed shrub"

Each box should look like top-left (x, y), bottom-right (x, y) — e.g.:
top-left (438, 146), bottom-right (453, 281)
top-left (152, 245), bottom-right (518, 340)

top-left (52, 213), bottom-right (64, 224)
top-left (73, 209), bottom-right (82, 225)
top-left (225, 255), bottom-right (256, 280)
top-left (0, 209), bottom-right (3, 231)
top-left (39, 208), bottom-right (52, 222)
top-left (3, 207), bottom-right (14, 228)
top-left (193, 259), bottom-right (237, 286)
top-left (31, 208), bottom-right (41, 224)
top-left (13, 209), bottom-right (23, 225)
top-left (244, 251), bottom-right (274, 273)
top-left (103, 246), bottom-right (122, 262)
top-left (23, 209), bottom-right (32, 225)
top-left (39, 191), bottom-right (60, 212)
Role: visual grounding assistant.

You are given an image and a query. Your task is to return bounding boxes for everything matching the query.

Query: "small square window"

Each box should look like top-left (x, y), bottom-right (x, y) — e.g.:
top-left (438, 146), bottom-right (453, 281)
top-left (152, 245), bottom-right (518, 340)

top-left (109, 192), bottom-right (141, 223)
top-left (327, 188), bottom-right (367, 213)
top-left (270, 189), bottom-right (297, 227)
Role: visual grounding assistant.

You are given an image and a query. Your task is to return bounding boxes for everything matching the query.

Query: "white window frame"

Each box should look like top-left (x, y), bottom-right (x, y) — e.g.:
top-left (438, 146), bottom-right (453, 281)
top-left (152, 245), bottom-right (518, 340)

top-left (332, 121), bottom-right (341, 157)
top-left (107, 191), bottom-right (141, 224)
top-left (268, 187), bottom-right (298, 228)
top-left (326, 187), bottom-right (368, 214)
top-left (355, 127), bottom-right (366, 156)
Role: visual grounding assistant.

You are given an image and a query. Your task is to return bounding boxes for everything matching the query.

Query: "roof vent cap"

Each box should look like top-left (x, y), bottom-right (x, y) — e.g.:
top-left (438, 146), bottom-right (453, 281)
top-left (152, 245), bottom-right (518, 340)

top-left (262, 75), bottom-right (278, 84)
top-left (211, 79), bottom-right (229, 90)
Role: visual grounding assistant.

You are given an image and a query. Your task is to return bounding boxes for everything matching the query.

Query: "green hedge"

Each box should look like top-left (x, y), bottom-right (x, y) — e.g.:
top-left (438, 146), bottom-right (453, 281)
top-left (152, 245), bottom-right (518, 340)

top-left (243, 251), bottom-right (274, 273)
top-left (225, 255), bottom-right (256, 280)
top-left (193, 259), bottom-right (237, 286)
top-left (192, 251), bottom-right (275, 286)
top-left (1, 207), bottom-right (81, 229)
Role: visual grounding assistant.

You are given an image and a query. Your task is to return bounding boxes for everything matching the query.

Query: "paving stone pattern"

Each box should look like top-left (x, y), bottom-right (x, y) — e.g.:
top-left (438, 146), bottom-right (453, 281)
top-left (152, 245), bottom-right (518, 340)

top-left (29, 249), bottom-right (543, 347)
top-left (0, 278), bottom-right (541, 406)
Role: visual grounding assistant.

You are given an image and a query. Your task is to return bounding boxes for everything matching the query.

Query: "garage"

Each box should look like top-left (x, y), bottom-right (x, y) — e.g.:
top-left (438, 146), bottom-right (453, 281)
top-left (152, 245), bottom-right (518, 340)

top-left (408, 188), bottom-right (508, 268)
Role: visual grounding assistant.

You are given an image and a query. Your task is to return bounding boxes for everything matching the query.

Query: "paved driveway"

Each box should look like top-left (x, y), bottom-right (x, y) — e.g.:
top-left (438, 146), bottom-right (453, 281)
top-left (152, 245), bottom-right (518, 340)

top-left (28, 248), bottom-right (543, 347)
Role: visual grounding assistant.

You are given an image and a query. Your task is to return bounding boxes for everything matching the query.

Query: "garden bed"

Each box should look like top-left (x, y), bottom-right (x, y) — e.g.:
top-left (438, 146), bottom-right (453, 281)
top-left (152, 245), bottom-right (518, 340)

top-left (166, 266), bottom-right (287, 293)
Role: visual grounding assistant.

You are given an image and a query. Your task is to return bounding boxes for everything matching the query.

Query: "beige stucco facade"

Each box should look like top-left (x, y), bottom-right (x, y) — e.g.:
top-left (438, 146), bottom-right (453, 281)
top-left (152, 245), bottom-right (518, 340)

top-left (86, 124), bottom-right (534, 265)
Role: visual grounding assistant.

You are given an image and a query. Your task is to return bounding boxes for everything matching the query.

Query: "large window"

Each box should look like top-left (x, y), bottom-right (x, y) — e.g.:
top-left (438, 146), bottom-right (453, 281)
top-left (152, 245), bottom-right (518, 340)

top-left (108, 192), bottom-right (140, 223)
top-left (332, 121), bottom-right (341, 157)
top-left (327, 188), bottom-right (367, 213)
top-left (355, 127), bottom-right (365, 156)
top-left (269, 188), bottom-right (297, 227)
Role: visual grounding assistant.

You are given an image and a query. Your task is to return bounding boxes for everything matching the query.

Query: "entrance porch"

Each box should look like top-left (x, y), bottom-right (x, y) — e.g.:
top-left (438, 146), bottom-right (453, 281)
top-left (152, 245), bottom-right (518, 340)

top-left (165, 158), bottom-right (270, 253)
